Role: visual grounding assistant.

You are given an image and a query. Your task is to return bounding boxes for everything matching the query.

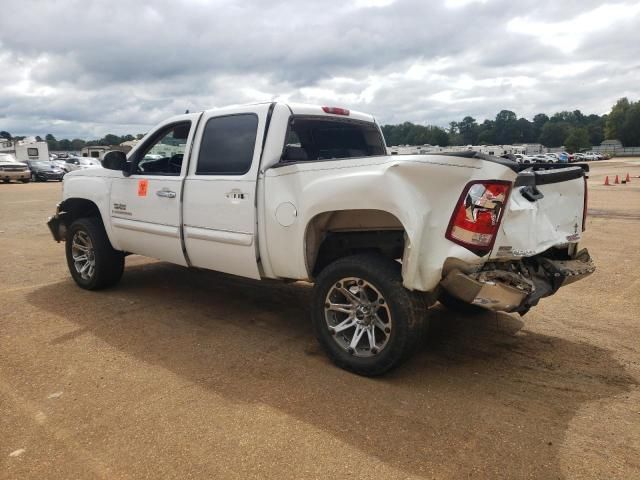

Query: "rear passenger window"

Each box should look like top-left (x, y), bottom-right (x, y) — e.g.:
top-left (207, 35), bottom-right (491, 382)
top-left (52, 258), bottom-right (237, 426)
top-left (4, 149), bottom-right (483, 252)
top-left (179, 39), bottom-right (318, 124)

top-left (196, 114), bottom-right (258, 175)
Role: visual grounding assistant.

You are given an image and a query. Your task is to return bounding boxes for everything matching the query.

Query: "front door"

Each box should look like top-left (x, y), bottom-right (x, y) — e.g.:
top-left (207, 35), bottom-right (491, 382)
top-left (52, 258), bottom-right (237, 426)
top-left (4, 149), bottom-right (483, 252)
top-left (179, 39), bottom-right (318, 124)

top-left (110, 117), bottom-right (197, 265)
top-left (182, 105), bottom-right (271, 279)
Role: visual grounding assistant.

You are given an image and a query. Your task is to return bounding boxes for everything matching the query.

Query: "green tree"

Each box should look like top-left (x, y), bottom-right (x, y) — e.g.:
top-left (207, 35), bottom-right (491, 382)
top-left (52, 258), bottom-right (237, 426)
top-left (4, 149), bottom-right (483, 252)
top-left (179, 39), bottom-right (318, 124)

top-left (620, 102), bottom-right (640, 146)
top-left (0, 131), bottom-right (11, 140)
top-left (539, 122), bottom-right (567, 147)
top-left (532, 113), bottom-right (549, 141)
top-left (494, 110), bottom-right (518, 144)
top-left (477, 119), bottom-right (495, 145)
top-left (101, 134), bottom-right (122, 146)
top-left (516, 117), bottom-right (534, 143)
top-left (70, 139), bottom-right (86, 151)
top-left (45, 133), bottom-right (58, 151)
top-left (564, 127), bottom-right (590, 152)
top-left (58, 138), bottom-right (72, 151)
top-left (457, 116), bottom-right (478, 145)
top-left (605, 97), bottom-right (630, 140)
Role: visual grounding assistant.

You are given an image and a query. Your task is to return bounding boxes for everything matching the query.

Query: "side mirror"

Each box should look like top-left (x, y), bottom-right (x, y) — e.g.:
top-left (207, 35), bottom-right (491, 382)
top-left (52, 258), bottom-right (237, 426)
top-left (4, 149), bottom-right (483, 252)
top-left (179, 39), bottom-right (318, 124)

top-left (102, 151), bottom-right (127, 171)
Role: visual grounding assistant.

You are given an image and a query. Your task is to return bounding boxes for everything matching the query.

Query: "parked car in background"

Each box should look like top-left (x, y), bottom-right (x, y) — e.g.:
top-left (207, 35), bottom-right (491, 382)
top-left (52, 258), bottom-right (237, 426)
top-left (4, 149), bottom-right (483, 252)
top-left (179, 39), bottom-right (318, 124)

top-left (26, 160), bottom-right (65, 182)
top-left (63, 156), bottom-right (102, 172)
top-left (51, 159), bottom-right (73, 173)
top-left (585, 152), bottom-right (605, 160)
top-left (532, 154), bottom-right (550, 163)
top-left (0, 153), bottom-right (31, 183)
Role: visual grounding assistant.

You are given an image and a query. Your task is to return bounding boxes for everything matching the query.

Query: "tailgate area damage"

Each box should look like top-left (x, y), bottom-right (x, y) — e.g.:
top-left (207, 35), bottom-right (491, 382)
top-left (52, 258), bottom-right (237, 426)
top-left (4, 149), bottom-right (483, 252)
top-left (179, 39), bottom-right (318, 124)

top-left (440, 248), bottom-right (595, 314)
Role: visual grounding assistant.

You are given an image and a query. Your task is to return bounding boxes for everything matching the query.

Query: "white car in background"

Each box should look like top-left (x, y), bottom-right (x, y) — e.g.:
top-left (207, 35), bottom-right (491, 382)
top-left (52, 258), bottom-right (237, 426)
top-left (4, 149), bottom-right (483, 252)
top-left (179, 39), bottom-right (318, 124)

top-left (63, 157), bottom-right (102, 172)
top-left (532, 154), bottom-right (550, 163)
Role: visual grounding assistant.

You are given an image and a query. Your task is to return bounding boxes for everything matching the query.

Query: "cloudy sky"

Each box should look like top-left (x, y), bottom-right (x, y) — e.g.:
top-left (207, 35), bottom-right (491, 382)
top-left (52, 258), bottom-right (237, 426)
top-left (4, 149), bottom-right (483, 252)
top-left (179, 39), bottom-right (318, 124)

top-left (1, 0), bottom-right (639, 139)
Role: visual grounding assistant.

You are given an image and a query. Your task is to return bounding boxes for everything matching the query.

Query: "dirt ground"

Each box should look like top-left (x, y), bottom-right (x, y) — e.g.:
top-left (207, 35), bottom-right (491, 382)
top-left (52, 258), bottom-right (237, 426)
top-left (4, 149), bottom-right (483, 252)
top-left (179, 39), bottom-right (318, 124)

top-left (1, 159), bottom-right (639, 479)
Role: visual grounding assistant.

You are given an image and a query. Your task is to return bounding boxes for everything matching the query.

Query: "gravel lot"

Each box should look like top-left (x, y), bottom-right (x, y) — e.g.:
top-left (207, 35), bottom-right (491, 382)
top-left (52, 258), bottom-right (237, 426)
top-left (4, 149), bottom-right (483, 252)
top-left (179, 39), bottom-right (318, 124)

top-left (1, 159), bottom-right (639, 479)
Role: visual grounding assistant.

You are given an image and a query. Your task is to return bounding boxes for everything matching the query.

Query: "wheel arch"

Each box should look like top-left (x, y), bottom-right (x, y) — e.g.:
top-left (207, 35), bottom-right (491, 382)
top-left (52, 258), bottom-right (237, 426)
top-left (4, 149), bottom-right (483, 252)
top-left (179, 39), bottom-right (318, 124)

top-left (304, 209), bottom-right (409, 278)
top-left (57, 197), bottom-right (119, 249)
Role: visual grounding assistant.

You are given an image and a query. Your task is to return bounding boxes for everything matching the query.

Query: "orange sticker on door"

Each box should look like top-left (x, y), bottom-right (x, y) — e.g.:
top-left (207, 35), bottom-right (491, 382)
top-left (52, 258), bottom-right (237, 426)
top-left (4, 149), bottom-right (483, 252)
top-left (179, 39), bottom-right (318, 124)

top-left (137, 179), bottom-right (148, 197)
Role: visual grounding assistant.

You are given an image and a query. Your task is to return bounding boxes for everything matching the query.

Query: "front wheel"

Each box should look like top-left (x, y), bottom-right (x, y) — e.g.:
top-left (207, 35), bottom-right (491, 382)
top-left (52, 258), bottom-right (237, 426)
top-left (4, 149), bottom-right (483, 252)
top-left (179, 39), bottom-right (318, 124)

top-left (312, 254), bottom-right (428, 376)
top-left (65, 217), bottom-right (125, 290)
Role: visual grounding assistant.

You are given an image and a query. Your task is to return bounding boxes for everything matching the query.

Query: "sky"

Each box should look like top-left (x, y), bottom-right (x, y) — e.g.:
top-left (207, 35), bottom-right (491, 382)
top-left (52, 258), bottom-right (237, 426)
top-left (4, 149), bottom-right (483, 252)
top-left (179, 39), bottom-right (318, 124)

top-left (0, 0), bottom-right (639, 139)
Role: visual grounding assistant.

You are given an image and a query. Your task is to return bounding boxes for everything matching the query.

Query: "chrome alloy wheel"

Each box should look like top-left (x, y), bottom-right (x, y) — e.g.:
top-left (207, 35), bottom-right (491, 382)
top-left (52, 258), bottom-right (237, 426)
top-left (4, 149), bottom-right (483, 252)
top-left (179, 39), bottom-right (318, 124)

top-left (324, 277), bottom-right (392, 357)
top-left (71, 230), bottom-right (96, 280)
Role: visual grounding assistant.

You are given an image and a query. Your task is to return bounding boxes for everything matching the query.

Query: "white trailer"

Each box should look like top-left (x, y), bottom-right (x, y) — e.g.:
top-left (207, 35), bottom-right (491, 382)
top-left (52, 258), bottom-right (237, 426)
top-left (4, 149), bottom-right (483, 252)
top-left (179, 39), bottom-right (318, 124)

top-left (14, 140), bottom-right (50, 162)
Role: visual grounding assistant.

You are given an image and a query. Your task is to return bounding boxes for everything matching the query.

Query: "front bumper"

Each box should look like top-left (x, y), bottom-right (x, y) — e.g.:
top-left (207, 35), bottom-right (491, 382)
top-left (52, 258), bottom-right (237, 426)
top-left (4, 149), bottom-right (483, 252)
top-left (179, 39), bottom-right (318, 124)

top-left (1, 171), bottom-right (30, 181)
top-left (47, 203), bottom-right (67, 242)
top-left (440, 248), bottom-right (595, 314)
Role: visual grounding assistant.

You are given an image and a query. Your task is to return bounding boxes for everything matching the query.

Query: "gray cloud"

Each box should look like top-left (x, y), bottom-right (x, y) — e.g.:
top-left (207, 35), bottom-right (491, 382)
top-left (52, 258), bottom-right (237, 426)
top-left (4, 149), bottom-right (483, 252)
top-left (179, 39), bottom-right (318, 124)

top-left (0, 0), bottom-right (639, 138)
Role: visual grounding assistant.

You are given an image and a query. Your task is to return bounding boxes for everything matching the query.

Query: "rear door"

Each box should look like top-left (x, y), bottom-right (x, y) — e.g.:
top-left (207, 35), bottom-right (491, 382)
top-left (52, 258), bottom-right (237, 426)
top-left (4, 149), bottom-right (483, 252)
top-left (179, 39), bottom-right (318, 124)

top-left (182, 104), bottom-right (271, 279)
top-left (110, 116), bottom-right (198, 265)
top-left (492, 166), bottom-right (587, 258)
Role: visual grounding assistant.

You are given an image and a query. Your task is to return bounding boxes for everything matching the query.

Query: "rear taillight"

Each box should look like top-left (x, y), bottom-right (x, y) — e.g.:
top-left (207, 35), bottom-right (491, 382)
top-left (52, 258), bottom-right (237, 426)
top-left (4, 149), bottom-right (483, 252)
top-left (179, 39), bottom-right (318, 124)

top-left (582, 176), bottom-right (588, 232)
top-left (322, 106), bottom-right (350, 116)
top-left (445, 180), bottom-right (511, 256)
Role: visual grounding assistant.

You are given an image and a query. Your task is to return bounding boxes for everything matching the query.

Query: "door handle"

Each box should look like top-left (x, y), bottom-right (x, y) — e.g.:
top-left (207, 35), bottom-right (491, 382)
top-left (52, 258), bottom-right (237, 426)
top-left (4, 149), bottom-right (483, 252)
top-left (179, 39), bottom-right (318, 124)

top-left (156, 189), bottom-right (176, 198)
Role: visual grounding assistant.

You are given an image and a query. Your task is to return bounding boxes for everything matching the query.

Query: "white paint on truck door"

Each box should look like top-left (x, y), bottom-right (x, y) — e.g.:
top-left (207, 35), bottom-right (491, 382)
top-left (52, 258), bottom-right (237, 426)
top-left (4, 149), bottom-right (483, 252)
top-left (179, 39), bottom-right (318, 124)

top-left (110, 117), bottom-right (198, 266)
top-left (182, 104), bottom-right (271, 279)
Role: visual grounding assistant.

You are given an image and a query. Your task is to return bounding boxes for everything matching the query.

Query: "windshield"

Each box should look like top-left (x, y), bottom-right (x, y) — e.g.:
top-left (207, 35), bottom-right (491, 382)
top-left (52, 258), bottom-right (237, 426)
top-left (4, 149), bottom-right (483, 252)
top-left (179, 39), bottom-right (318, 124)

top-left (281, 117), bottom-right (386, 162)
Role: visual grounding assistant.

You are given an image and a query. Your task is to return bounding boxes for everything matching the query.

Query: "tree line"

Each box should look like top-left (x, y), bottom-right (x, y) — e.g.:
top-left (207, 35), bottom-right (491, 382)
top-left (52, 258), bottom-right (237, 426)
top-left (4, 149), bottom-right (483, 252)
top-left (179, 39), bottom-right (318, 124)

top-left (382, 97), bottom-right (640, 151)
top-left (1, 98), bottom-right (639, 153)
top-left (0, 132), bottom-right (144, 152)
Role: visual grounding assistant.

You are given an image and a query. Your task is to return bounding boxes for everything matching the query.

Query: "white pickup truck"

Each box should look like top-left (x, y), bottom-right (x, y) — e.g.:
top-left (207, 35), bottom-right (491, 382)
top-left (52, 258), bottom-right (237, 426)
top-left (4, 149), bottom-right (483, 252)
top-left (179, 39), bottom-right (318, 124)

top-left (47, 102), bottom-right (594, 375)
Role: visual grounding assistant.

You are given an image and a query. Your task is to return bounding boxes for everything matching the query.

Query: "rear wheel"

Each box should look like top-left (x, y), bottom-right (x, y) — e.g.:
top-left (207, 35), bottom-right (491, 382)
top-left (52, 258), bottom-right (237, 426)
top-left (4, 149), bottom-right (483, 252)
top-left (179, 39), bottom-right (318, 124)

top-left (65, 217), bottom-right (124, 290)
top-left (20, 178), bottom-right (30, 183)
top-left (312, 254), bottom-right (427, 376)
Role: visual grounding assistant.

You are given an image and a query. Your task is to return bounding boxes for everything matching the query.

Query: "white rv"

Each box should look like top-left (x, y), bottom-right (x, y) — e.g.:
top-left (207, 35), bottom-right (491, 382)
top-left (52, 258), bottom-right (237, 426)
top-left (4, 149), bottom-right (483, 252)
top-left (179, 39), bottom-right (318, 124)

top-left (5, 139), bottom-right (50, 162)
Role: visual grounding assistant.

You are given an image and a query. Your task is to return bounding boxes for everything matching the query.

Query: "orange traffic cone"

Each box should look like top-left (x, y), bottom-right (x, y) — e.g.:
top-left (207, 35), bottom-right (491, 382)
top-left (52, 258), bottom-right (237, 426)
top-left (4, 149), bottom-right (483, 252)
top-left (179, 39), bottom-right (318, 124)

top-left (614, 175), bottom-right (620, 184)
top-left (626, 173), bottom-right (631, 183)
top-left (604, 176), bottom-right (610, 185)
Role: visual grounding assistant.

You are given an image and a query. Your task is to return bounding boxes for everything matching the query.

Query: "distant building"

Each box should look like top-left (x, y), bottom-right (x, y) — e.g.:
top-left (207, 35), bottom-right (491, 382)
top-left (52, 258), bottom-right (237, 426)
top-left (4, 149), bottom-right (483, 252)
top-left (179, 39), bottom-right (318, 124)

top-left (120, 139), bottom-right (140, 149)
top-left (600, 140), bottom-right (622, 148)
top-left (520, 143), bottom-right (544, 155)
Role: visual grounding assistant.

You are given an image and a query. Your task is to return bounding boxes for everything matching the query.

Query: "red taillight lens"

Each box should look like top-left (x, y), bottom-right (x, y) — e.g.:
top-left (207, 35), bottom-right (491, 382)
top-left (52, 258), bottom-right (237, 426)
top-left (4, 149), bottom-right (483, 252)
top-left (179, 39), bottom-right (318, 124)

top-left (322, 106), bottom-right (350, 116)
top-left (446, 181), bottom-right (511, 255)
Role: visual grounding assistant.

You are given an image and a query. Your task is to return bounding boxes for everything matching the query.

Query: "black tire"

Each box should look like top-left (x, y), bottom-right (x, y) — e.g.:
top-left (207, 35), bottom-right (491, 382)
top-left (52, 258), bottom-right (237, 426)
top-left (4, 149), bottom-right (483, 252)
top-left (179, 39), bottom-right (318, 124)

top-left (65, 217), bottom-right (125, 290)
top-left (312, 254), bottom-right (428, 376)
top-left (21, 178), bottom-right (30, 183)
top-left (438, 289), bottom-right (486, 315)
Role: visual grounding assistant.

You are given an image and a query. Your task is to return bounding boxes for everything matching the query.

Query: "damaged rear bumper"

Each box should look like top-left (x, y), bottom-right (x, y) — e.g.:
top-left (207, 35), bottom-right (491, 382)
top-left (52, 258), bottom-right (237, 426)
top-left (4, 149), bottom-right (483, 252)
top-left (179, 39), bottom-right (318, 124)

top-left (440, 248), bottom-right (595, 314)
